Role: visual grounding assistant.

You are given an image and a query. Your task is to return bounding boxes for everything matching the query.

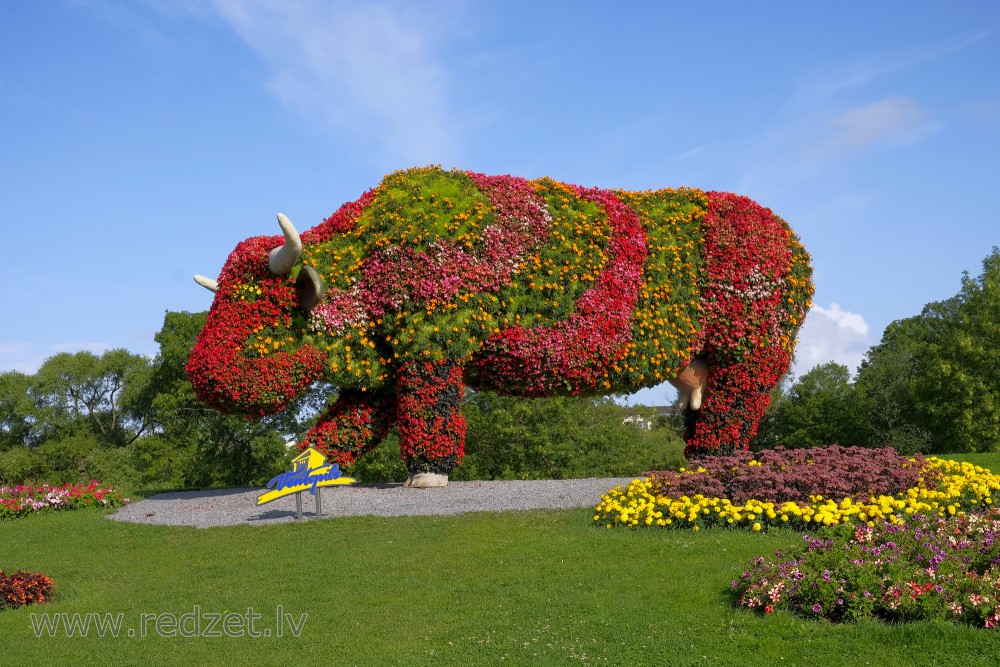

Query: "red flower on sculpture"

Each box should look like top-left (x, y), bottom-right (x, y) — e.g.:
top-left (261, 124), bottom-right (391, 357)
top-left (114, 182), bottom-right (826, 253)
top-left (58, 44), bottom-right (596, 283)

top-left (188, 167), bottom-right (814, 473)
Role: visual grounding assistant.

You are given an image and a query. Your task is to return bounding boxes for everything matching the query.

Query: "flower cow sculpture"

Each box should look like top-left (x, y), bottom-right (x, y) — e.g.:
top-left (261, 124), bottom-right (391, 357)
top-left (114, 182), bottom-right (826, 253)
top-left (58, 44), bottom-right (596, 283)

top-left (189, 167), bottom-right (813, 487)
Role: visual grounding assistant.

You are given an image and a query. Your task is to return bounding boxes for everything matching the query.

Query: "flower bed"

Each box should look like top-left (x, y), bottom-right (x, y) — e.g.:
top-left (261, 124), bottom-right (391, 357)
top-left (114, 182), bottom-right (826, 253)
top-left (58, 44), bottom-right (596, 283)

top-left (0, 570), bottom-right (54, 610)
top-left (732, 511), bottom-right (1000, 628)
top-left (597, 446), bottom-right (1000, 628)
top-left (594, 447), bottom-right (999, 531)
top-left (0, 481), bottom-right (129, 520)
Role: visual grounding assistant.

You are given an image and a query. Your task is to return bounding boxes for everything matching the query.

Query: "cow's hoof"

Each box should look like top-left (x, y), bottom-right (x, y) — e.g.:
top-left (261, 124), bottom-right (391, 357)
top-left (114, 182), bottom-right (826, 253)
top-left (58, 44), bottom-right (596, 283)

top-left (407, 472), bottom-right (449, 488)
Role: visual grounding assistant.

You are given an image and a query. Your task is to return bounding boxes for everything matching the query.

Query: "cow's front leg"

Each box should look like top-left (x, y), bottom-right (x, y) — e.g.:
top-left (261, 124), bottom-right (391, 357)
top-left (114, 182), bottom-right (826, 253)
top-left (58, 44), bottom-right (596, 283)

top-left (299, 389), bottom-right (397, 469)
top-left (397, 359), bottom-right (466, 488)
top-left (682, 347), bottom-right (788, 459)
top-left (668, 358), bottom-right (710, 411)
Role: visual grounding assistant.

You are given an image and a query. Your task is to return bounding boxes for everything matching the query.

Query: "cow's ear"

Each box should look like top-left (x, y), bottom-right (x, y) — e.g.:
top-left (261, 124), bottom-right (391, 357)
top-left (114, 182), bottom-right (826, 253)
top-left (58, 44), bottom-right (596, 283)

top-left (295, 266), bottom-right (325, 311)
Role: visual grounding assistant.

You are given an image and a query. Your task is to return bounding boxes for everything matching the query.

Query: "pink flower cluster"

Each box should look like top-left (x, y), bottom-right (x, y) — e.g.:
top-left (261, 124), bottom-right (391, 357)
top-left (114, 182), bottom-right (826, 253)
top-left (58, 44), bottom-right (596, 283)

top-left (308, 172), bottom-right (553, 334)
top-left (309, 289), bottom-right (370, 335)
top-left (471, 185), bottom-right (647, 395)
top-left (0, 481), bottom-right (128, 520)
top-left (734, 509), bottom-right (1000, 628)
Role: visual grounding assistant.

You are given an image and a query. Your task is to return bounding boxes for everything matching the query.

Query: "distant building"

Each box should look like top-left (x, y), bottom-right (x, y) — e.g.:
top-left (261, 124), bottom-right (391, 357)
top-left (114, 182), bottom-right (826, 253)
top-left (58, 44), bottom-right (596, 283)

top-left (621, 405), bottom-right (679, 430)
top-left (622, 415), bottom-right (653, 430)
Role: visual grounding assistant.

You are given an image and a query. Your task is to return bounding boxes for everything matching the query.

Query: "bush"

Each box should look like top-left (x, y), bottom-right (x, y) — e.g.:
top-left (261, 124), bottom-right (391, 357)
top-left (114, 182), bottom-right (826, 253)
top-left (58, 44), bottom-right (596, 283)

top-left (183, 429), bottom-right (290, 489)
top-left (0, 570), bottom-right (54, 610)
top-left (346, 392), bottom-right (687, 483)
top-left (31, 434), bottom-right (102, 484)
top-left (457, 392), bottom-right (684, 481)
top-left (0, 437), bottom-right (144, 490)
top-left (347, 433), bottom-right (409, 483)
top-left (82, 447), bottom-right (143, 491)
top-left (732, 510), bottom-right (1000, 628)
top-left (0, 447), bottom-right (35, 486)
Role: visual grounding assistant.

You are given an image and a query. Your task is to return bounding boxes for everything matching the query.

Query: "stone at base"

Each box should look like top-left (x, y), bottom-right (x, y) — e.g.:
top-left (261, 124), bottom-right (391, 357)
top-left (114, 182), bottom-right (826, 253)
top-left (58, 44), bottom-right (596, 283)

top-left (406, 472), bottom-right (449, 488)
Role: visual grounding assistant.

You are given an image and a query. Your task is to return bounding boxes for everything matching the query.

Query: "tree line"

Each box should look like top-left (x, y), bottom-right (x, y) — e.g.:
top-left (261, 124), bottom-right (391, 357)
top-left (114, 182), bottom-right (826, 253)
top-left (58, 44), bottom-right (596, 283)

top-left (2, 247), bottom-right (996, 488)
top-left (754, 247), bottom-right (1000, 454)
top-left (0, 313), bottom-right (681, 489)
top-left (0, 312), bottom-right (314, 489)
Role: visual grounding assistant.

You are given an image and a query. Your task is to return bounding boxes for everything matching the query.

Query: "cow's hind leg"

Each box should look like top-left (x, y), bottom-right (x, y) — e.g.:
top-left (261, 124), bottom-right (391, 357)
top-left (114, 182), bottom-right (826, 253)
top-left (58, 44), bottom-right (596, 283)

top-left (397, 359), bottom-right (466, 488)
top-left (299, 389), bottom-right (397, 469)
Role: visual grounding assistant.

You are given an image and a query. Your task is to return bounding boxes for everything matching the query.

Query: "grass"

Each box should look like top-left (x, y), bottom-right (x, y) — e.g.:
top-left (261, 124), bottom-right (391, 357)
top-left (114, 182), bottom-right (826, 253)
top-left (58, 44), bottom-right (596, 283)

top-left (1, 512), bottom-right (999, 665)
top-left (932, 451), bottom-right (1000, 471)
top-left (3, 454), bottom-right (1000, 666)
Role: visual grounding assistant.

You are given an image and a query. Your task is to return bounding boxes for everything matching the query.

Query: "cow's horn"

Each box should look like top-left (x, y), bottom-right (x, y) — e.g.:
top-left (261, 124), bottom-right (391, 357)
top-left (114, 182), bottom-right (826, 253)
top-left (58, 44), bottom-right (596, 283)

top-left (269, 213), bottom-right (302, 275)
top-left (193, 274), bottom-right (219, 293)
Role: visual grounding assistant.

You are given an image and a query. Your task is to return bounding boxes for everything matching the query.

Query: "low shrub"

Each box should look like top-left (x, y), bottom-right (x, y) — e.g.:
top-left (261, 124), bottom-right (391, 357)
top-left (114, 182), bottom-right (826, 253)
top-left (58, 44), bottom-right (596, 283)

top-left (83, 447), bottom-right (143, 490)
top-left (347, 432), bottom-right (409, 483)
top-left (347, 392), bottom-right (686, 483)
top-left (456, 393), bottom-right (685, 481)
top-left (646, 446), bottom-right (929, 503)
top-left (594, 447), bottom-right (999, 531)
top-left (0, 570), bottom-right (54, 610)
top-left (0, 480), bottom-right (129, 520)
top-left (731, 510), bottom-right (1000, 628)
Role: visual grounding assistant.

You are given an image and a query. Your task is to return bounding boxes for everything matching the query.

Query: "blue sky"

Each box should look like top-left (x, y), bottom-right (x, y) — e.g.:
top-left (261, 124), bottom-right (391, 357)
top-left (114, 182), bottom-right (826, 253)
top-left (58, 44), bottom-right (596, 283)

top-left (3, 0), bottom-right (998, 406)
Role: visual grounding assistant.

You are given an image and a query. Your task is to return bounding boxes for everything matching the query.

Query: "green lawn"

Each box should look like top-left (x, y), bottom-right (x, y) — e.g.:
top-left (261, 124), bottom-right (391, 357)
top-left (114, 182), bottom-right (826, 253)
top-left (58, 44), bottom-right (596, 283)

top-left (932, 451), bottom-right (1000, 471)
top-left (3, 495), bottom-right (1000, 666)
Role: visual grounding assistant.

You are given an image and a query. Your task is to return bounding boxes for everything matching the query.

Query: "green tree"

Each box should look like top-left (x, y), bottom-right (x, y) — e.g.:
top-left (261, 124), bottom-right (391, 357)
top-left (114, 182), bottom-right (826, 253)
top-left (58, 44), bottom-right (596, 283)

top-left (32, 349), bottom-right (153, 447)
top-left (853, 248), bottom-right (1000, 453)
top-left (915, 249), bottom-right (1000, 452)
top-left (749, 369), bottom-right (793, 451)
top-left (454, 392), bottom-right (683, 480)
top-left (854, 314), bottom-right (939, 453)
top-left (763, 362), bottom-right (863, 449)
top-left (0, 351), bottom-right (152, 484)
top-left (0, 371), bottom-right (40, 451)
top-left (142, 311), bottom-right (291, 488)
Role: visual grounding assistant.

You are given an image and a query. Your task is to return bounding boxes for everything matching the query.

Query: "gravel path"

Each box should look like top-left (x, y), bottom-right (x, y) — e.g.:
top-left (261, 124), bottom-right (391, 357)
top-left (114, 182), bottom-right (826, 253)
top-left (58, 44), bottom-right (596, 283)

top-left (107, 477), bottom-right (638, 528)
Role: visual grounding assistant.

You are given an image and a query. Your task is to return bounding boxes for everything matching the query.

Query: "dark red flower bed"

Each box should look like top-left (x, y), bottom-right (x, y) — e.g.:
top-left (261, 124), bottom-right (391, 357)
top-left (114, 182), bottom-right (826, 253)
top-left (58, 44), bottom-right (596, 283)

top-left (0, 570), bottom-right (53, 610)
top-left (647, 446), bottom-right (931, 503)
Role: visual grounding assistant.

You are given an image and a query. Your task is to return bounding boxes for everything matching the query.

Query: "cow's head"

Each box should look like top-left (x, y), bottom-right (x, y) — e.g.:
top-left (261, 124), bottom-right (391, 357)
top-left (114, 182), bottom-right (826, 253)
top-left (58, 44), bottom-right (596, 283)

top-left (187, 214), bottom-right (329, 417)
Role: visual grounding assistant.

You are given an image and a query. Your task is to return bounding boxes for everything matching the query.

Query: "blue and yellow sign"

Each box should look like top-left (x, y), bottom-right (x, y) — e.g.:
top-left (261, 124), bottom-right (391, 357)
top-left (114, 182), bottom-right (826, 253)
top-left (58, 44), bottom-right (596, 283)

top-left (257, 447), bottom-right (355, 505)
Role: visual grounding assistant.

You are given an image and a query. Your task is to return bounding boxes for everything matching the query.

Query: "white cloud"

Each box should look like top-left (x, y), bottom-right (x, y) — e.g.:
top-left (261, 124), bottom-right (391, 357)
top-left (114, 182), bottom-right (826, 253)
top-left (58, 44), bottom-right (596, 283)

top-left (796, 31), bottom-right (990, 102)
top-left (736, 96), bottom-right (940, 198)
top-left (203, 0), bottom-right (466, 167)
top-left (829, 97), bottom-right (939, 153)
top-left (0, 344), bottom-right (42, 374)
top-left (792, 303), bottom-right (873, 379)
top-left (726, 35), bottom-right (989, 198)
